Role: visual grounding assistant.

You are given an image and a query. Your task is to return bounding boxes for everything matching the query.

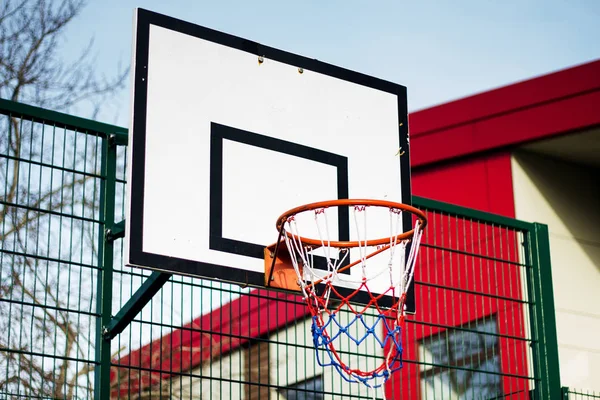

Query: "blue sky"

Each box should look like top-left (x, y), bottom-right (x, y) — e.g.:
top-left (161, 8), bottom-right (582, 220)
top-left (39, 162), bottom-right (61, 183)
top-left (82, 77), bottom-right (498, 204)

top-left (62, 0), bottom-right (600, 126)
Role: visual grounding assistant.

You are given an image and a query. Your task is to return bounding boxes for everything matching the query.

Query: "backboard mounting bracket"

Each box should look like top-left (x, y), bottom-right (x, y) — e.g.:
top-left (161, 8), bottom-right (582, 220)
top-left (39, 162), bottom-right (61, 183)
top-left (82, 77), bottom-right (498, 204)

top-left (264, 241), bottom-right (302, 292)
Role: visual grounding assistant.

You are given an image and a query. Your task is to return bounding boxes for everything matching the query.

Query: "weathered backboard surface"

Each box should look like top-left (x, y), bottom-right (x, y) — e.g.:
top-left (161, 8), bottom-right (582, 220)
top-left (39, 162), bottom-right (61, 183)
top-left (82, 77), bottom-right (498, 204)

top-left (126, 9), bottom-right (414, 310)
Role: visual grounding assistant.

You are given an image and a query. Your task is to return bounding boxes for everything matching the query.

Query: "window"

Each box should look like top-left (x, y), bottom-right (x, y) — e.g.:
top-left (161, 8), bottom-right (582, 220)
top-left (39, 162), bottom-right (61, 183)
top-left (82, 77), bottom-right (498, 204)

top-left (278, 375), bottom-right (324, 400)
top-left (419, 316), bottom-right (503, 399)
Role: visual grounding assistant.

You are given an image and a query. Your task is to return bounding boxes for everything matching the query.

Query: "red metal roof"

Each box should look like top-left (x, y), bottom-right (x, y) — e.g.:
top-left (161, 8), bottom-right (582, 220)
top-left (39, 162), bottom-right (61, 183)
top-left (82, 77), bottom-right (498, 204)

top-left (410, 59), bottom-right (600, 167)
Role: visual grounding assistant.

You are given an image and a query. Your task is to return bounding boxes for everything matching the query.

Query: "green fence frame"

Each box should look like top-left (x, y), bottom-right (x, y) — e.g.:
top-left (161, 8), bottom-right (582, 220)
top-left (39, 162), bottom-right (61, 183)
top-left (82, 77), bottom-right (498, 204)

top-left (563, 388), bottom-right (600, 399)
top-left (0, 98), bottom-right (564, 399)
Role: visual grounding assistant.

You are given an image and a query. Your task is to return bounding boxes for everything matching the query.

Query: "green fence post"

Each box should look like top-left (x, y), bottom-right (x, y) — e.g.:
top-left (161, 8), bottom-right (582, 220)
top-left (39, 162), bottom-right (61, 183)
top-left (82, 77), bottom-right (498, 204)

top-left (532, 223), bottom-right (562, 399)
top-left (522, 229), bottom-right (542, 399)
top-left (94, 134), bottom-right (118, 400)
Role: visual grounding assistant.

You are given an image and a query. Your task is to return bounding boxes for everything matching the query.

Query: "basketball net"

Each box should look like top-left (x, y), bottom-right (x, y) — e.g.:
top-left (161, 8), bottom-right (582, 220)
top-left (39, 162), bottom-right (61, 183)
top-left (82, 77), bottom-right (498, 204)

top-left (278, 201), bottom-right (425, 399)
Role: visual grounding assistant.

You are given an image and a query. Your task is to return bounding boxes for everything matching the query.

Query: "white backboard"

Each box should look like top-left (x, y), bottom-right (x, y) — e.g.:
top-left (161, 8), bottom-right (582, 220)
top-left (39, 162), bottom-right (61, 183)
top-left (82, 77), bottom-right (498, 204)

top-left (126, 9), bottom-right (413, 309)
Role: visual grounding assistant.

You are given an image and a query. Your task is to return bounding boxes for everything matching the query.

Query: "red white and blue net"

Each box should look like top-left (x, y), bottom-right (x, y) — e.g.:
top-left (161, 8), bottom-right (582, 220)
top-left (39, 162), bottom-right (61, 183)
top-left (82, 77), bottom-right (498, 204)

top-left (278, 200), bottom-right (425, 395)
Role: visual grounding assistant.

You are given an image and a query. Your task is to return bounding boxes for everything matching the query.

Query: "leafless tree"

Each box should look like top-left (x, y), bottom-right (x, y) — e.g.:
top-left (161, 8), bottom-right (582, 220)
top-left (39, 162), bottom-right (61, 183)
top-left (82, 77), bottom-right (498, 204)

top-left (0, 0), bottom-right (127, 397)
top-left (0, 0), bottom-right (127, 110)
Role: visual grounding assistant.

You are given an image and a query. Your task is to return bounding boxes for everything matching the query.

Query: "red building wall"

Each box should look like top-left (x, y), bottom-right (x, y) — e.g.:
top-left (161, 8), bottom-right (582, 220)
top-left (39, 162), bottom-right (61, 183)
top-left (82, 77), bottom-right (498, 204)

top-left (391, 152), bottom-right (525, 398)
top-left (412, 152), bottom-right (515, 217)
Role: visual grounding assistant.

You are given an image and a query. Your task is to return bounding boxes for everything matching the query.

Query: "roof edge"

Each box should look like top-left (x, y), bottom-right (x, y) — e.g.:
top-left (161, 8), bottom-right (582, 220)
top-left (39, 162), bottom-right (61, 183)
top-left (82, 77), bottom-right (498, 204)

top-left (410, 59), bottom-right (600, 136)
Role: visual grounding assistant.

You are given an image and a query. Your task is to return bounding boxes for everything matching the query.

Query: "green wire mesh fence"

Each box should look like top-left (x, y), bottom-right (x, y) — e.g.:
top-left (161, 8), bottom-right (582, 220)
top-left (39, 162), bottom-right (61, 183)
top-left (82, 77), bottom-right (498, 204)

top-left (0, 99), bottom-right (562, 399)
top-left (0, 99), bottom-right (124, 398)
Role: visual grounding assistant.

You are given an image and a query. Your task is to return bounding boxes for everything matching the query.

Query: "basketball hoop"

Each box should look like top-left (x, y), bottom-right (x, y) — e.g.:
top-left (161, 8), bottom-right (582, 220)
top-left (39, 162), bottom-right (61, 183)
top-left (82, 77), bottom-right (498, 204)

top-left (265, 199), bottom-right (427, 391)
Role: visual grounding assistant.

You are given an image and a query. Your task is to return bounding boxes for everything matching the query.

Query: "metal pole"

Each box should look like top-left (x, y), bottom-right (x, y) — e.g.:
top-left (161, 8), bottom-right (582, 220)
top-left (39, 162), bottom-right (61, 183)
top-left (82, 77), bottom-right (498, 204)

top-left (533, 223), bottom-right (562, 399)
top-left (94, 134), bottom-right (118, 400)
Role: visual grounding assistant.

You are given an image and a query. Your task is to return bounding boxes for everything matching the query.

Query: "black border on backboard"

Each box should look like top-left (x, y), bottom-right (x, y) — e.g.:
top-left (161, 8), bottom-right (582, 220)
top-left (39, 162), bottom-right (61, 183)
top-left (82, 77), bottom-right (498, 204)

top-left (209, 122), bottom-right (350, 261)
top-left (128, 8), bottom-right (414, 311)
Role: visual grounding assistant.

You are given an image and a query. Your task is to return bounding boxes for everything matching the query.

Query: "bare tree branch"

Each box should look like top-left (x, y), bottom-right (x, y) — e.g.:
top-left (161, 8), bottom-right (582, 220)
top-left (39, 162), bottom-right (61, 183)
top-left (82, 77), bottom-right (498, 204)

top-left (0, 173), bottom-right (92, 240)
top-left (0, 0), bottom-right (128, 109)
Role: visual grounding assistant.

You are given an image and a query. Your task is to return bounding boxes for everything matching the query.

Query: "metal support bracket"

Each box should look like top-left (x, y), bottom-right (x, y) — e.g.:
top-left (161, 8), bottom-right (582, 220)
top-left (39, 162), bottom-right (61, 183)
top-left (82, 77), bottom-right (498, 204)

top-left (103, 271), bottom-right (172, 340)
top-left (105, 220), bottom-right (125, 242)
top-left (108, 132), bottom-right (128, 147)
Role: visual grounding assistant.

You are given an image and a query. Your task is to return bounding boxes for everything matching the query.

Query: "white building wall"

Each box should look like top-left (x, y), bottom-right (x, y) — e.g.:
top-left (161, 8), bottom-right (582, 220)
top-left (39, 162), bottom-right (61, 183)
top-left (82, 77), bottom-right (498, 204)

top-left (170, 349), bottom-right (244, 399)
top-left (512, 152), bottom-right (600, 391)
